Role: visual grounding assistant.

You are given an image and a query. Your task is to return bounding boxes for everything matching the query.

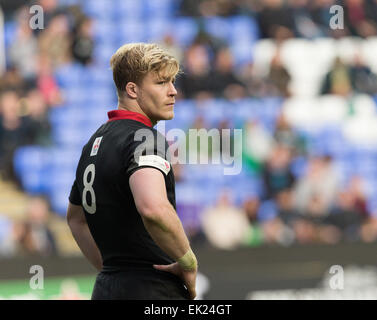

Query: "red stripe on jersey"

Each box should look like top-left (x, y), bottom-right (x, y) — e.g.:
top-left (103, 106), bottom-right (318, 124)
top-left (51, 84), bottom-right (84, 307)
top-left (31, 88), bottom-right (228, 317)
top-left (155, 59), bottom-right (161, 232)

top-left (107, 109), bottom-right (152, 127)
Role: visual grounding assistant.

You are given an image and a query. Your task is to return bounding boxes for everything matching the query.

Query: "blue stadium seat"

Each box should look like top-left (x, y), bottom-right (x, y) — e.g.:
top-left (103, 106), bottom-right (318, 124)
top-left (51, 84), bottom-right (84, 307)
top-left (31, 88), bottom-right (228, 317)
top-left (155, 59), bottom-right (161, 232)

top-left (145, 19), bottom-right (173, 42)
top-left (174, 17), bottom-right (199, 47)
top-left (13, 146), bottom-right (49, 176)
top-left (204, 17), bottom-right (230, 41)
top-left (82, 0), bottom-right (112, 20)
top-left (317, 126), bottom-right (347, 158)
top-left (81, 0), bottom-right (113, 19)
top-left (0, 216), bottom-right (13, 252)
top-left (52, 124), bottom-right (89, 147)
top-left (290, 156), bottom-right (308, 179)
top-left (55, 63), bottom-right (85, 88)
top-left (257, 200), bottom-right (278, 222)
top-left (144, 0), bottom-right (176, 18)
top-left (229, 16), bottom-right (260, 44)
top-left (50, 148), bottom-right (81, 171)
top-left (63, 86), bottom-right (92, 105)
top-left (117, 19), bottom-right (147, 43)
top-left (367, 197), bottom-right (377, 217)
top-left (261, 97), bottom-right (283, 118)
top-left (233, 98), bottom-right (259, 125)
top-left (92, 19), bottom-right (116, 44)
top-left (13, 146), bottom-right (51, 194)
top-left (93, 42), bottom-right (117, 66)
top-left (48, 184), bottom-right (74, 216)
top-left (85, 66), bottom-right (113, 87)
top-left (197, 181), bottom-right (221, 207)
top-left (170, 100), bottom-right (196, 130)
top-left (112, 0), bottom-right (145, 20)
top-left (86, 87), bottom-right (117, 107)
top-left (49, 105), bottom-right (88, 126)
top-left (196, 99), bottom-right (226, 127)
top-left (230, 41), bottom-right (255, 67)
top-left (4, 21), bottom-right (17, 53)
top-left (175, 182), bottom-right (201, 204)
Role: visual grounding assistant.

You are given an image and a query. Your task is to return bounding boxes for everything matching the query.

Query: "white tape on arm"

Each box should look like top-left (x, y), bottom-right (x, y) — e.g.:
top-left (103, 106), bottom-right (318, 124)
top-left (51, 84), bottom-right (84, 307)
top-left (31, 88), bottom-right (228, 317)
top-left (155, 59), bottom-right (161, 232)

top-left (138, 155), bottom-right (171, 176)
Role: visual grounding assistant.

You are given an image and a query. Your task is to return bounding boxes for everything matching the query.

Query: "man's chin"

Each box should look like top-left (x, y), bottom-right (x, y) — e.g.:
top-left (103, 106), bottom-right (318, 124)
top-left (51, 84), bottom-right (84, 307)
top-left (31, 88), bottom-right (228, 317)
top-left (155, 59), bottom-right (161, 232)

top-left (163, 111), bottom-right (174, 120)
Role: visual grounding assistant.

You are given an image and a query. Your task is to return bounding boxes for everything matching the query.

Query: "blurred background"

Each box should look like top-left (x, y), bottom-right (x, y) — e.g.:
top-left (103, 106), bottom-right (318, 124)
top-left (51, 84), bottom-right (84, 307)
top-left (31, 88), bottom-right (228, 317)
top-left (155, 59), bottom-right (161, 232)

top-left (1, 0), bottom-right (377, 299)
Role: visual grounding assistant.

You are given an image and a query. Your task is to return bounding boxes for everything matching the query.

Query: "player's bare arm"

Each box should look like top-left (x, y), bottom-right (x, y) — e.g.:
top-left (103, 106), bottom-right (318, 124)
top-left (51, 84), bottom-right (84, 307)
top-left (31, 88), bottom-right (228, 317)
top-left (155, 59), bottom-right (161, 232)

top-left (66, 202), bottom-right (103, 271)
top-left (129, 167), bottom-right (198, 299)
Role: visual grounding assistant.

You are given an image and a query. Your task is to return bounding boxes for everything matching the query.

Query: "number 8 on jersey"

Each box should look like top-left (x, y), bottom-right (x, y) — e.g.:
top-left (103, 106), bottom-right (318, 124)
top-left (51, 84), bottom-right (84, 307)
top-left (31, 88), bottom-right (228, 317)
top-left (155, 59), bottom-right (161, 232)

top-left (83, 164), bottom-right (96, 214)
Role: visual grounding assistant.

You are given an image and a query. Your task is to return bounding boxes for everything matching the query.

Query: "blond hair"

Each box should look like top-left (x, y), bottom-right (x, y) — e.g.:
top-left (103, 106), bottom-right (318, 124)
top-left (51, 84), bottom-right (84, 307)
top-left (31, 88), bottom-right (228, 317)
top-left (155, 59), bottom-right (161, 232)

top-left (110, 43), bottom-right (180, 98)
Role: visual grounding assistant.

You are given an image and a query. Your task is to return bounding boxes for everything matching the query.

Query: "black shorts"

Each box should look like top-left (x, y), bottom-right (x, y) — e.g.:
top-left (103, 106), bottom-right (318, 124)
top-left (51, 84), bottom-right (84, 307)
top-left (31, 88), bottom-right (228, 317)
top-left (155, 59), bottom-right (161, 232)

top-left (91, 269), bottom-right (190, 300)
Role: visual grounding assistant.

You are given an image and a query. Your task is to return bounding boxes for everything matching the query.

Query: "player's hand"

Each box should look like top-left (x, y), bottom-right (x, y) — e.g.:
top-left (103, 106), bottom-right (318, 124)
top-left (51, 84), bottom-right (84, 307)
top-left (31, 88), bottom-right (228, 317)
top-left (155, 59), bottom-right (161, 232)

top-left (153, 262), bottom-right (197, 299)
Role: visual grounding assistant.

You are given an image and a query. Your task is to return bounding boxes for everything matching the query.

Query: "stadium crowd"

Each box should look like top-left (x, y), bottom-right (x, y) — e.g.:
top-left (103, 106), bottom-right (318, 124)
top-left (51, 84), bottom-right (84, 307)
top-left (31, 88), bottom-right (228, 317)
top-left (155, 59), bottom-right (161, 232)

top-left (1, 0), bottom-right (377, 256)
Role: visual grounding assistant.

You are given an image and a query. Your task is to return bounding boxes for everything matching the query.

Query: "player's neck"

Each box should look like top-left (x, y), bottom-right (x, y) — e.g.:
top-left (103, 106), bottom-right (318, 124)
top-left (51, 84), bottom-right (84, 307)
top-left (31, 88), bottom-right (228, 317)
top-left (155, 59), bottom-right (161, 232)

top-left (117, 101), bottom-right (157, 126)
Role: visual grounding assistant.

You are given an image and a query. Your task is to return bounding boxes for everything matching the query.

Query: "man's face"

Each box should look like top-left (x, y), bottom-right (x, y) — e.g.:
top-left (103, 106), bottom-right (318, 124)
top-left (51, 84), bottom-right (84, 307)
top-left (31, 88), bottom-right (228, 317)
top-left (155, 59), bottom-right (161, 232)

top-left (136, 71), bottom-right (177, 124)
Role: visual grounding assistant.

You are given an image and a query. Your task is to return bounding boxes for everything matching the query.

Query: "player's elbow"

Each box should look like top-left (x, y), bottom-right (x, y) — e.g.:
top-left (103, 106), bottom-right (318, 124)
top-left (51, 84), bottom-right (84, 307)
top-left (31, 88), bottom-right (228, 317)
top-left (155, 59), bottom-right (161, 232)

top-left (137, 200), bottom-right (170, 222)
top-left (66, 202), bottom-right (86, 227)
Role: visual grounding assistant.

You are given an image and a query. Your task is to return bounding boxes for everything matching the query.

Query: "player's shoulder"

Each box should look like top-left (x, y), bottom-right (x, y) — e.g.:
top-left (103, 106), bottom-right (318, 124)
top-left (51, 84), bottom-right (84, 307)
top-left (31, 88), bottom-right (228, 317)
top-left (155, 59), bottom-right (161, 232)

top-left (126, 123), bottom-right (166, 146)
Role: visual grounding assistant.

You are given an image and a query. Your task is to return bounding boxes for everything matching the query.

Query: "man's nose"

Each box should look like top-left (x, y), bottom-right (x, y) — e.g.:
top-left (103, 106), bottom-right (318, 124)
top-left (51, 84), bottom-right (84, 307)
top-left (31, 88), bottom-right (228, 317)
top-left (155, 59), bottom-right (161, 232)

top-left (168, 82), bottom-right (178, 96)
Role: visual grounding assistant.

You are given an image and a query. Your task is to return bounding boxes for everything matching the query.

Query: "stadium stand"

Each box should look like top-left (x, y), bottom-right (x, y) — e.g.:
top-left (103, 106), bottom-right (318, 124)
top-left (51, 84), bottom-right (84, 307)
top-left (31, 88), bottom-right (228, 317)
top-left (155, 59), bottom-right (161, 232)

top-left (1, 0), bottom-right (377, 256)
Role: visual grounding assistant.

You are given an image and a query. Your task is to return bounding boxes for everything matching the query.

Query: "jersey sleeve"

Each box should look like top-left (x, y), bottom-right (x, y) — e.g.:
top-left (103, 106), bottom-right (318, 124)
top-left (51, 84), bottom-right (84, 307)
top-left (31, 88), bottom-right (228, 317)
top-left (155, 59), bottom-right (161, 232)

top-left (124, 129), bottom-right (171, 179)
top-left (69, 179), bottom-right (82, 205)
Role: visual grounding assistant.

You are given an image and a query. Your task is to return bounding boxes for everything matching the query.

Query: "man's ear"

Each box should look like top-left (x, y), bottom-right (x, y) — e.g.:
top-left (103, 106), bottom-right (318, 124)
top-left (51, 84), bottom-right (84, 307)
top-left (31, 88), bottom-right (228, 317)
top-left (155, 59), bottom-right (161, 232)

top-left (125, 82), bottom-right (138, 99)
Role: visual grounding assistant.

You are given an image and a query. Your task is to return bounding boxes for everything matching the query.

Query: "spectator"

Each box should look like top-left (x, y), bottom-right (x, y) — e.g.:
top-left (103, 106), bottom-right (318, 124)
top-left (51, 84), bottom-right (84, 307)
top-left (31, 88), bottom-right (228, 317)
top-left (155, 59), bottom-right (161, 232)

top-left (199, 0), bottom-right (240, 17)
top-left (292, 193), bottom-right (342, 244)
top-left (186, 115), bottom-right (215, 163)
top-left (292, 216), bottom-right (319, 244)
top-left (257, 199), bottom-right (295, 245)
top-left (347, 175), bottom-right (369, 220)
top-left (242, 196), bottom-right (264, 246)
top-left (360, 216), bottom-right (377, 243)
top-left (343, 0), bottom-right (377, 37)
top-left (38, 0), bottom-right (63, 29)
top-left (201, 190), bottom-right (250, 249)
top-left (243, 120), bottom-right (274, 173)
top-left (273, 112), bottom-right (307, 156)
top-left (12, 196), bottom-right (57, 257)
top-left (179, 0), bottom-right (204, 16)
top-left (238, 62), bottom-right (270, 97)
top-left (71, 17), bottom-right (94, 65)
top-left (8, 18), bottom-right (38, 80)
top-left (179, 0), bottom-right (239, 17)
top-left (266, 47), bottom-right (292, 97)
top-left (310, 0), bottom-right (341, 37)
top-left (36, 55), bottom-right (63, 106)
top-left (294, 155), bottom-right (340, 214)
top-left (262, 144), bottom-right (296, 199)
top-left (257, 0), bottom-right (295, 41)
top-left (350, 53), bottom-right (377, 95)
top-left (276, 189), bottom-right (300, 227)
top-left (0, 216), bottom-right (16, 256)
top-left (321, 57), bottom-right (353, 96)
top-left (0, 91), bottom-right (30, 182)
top-left (365, 0), bottom-right (377, 25)
top-left (0, 67), bottom-right (28, 93)
top-left (38, 14), bottom-right (71, 68)
top-left (177, 43), bottom-right (214, 99)
top-left (317, 175), bottom-right (368, 243)
top-left (24, 89), bottom-right (52, 146)
top-left (289, 0), bottom-right (323, 38)
top-left (209, 47), bottom-right (246, 99)
top-left (159, 34), bottom-right (184, 63)
top-left (239, 47), bottom-right (292, 98)
top-left (325, 189), bottom-right (364, 241)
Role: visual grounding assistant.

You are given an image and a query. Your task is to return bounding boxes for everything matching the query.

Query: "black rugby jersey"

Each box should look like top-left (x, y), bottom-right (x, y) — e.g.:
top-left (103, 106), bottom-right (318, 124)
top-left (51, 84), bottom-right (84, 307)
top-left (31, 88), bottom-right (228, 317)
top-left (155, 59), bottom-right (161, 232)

top-left (69, 109), bottom-right (176, 272)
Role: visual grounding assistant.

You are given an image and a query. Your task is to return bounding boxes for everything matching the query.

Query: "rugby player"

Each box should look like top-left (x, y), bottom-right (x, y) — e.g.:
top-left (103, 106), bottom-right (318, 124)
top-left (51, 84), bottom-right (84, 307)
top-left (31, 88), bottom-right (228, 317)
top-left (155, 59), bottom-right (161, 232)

top-left (66, 43), bottom-right (198, 300)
